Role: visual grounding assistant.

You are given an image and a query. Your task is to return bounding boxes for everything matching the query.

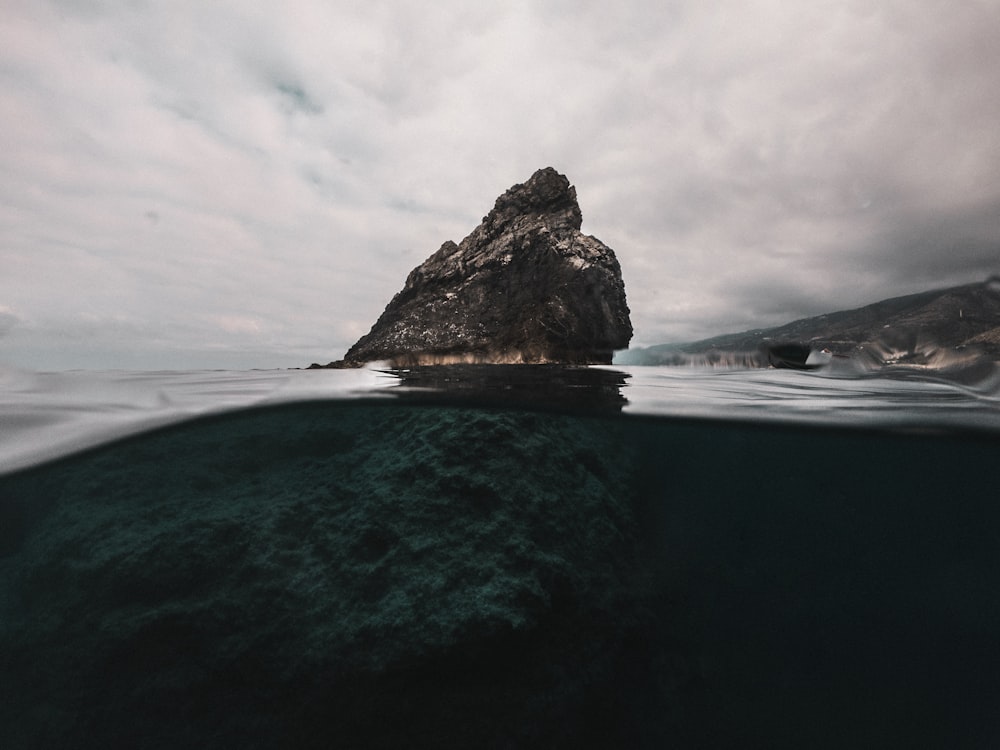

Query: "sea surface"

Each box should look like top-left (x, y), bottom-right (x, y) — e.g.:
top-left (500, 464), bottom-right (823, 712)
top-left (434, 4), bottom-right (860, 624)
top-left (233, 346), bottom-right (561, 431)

top-left (2, 361), bottom-right (1000, 748)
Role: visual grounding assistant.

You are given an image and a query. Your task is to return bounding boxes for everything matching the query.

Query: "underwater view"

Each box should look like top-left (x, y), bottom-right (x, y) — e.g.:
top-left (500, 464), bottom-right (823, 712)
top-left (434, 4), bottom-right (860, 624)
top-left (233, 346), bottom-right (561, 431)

top-left (2, 363), bottom-right (1000, 748)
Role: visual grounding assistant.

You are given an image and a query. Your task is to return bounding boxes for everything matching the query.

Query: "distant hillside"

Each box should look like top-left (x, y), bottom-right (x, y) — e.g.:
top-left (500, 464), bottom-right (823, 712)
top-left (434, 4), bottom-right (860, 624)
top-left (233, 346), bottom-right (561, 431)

top-left (618, 277), bottom-right (1000, 365)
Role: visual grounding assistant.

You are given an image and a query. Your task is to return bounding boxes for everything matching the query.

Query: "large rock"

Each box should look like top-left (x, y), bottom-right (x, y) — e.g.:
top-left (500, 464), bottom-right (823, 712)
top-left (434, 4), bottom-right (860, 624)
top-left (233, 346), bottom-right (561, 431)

top-left (320, 167), bottom-right (632, 367)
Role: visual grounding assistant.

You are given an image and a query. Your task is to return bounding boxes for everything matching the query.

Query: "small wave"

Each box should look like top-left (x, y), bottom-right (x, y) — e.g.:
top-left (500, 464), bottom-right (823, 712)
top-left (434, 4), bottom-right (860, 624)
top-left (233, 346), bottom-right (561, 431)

top-left (0, 368), bottom-right (390, 475)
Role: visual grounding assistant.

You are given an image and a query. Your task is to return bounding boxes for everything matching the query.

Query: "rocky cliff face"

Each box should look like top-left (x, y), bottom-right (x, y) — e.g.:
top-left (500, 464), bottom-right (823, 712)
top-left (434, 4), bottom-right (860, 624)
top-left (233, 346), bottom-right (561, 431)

top-left (320, 168), bottom-right (632, 367)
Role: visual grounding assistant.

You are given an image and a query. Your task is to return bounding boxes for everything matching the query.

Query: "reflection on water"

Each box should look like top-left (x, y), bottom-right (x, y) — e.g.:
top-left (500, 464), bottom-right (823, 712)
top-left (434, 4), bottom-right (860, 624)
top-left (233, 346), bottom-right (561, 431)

top-left (378, 364), bottom-right (631, 411)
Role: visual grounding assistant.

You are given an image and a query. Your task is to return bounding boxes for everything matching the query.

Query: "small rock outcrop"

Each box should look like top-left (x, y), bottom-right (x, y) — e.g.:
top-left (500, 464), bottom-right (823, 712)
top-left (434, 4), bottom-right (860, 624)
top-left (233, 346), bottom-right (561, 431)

top-left (318, 167), bottom-right (631, 367)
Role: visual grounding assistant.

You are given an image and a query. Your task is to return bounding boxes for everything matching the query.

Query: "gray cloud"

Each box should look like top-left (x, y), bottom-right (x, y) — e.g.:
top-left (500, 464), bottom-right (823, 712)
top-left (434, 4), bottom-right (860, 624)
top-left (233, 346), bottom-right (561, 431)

top-left (0, 308), bottom-right (18, 338)
top-left (1, 0), bottom-right (998, 367)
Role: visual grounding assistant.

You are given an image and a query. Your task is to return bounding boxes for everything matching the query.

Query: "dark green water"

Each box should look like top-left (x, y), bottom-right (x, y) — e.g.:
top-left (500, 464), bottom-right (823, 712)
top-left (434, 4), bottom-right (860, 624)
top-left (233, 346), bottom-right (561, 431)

top-left (1, 400), bottom-right (999, 748)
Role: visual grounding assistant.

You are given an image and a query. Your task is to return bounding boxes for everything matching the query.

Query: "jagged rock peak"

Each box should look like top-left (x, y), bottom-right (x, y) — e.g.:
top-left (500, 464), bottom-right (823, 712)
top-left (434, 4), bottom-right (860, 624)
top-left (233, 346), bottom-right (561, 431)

top-left (314, 167), bottom-right (632, 368)
top-left (484, 166), bottom-right (583, 233)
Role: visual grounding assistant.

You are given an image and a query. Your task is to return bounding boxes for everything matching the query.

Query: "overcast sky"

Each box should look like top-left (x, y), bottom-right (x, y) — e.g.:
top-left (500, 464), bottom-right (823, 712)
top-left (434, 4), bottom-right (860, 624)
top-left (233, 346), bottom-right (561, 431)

top-left (2, 0), bottom-right (999, 370)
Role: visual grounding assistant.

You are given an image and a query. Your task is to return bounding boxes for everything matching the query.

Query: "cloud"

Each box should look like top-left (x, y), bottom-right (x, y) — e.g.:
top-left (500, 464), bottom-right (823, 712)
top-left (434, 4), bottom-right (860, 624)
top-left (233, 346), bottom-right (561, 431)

top-left (1, 0), bottom-right (998, 366)
top-left (0, 307), bottom-right (19, 337)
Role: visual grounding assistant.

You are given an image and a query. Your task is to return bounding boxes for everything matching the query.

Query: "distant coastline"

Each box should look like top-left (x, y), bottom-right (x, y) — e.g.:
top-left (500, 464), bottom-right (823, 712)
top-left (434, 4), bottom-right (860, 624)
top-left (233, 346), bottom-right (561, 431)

top-left (617, 276), bottom-right (1000, 366)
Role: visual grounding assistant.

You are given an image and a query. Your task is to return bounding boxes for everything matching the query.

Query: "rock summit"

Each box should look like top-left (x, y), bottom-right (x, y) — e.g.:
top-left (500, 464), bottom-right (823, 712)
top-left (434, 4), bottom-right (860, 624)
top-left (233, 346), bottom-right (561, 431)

top-left (318, 167), bottom-right (631, 367)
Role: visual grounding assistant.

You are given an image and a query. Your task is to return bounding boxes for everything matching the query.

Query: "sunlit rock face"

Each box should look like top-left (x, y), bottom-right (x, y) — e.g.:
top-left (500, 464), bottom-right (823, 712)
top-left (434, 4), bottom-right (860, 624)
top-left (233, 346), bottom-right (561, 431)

top-left (322, 167), bottom-right (632, 367)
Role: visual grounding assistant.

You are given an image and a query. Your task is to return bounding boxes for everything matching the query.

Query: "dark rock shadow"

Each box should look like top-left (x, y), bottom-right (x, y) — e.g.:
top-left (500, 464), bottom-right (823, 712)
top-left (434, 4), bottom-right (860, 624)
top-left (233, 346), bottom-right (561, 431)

top-left (375, 364), bottom-right (630, 412)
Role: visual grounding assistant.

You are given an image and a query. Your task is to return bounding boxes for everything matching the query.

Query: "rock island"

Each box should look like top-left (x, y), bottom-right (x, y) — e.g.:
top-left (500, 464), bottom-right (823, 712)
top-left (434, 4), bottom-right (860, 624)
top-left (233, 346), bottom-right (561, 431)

top-left (313, 167), bottom-right (631, 367)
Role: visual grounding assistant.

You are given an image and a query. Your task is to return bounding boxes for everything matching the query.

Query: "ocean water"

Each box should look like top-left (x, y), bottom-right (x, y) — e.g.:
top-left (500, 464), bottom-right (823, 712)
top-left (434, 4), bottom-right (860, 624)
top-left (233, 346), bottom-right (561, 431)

top-left (2, 362), bottom-right (1000, 748)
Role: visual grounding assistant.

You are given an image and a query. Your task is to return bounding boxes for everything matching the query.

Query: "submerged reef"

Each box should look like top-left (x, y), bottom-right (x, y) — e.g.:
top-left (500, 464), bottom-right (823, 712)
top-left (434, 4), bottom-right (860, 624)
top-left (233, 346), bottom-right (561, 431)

top-left (0, 404), bottom-right (658, 749)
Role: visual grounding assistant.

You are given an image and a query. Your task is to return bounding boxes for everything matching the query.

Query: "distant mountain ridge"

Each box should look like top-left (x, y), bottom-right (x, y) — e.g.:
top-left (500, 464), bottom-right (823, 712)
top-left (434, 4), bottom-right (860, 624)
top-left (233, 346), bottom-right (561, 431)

top-left (617, 276), bottom-right (1000, 365)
